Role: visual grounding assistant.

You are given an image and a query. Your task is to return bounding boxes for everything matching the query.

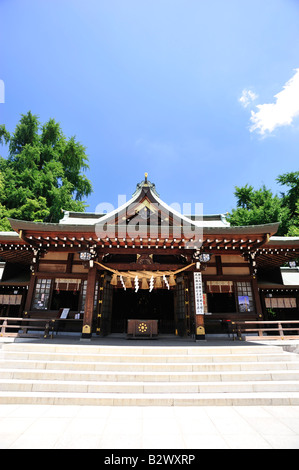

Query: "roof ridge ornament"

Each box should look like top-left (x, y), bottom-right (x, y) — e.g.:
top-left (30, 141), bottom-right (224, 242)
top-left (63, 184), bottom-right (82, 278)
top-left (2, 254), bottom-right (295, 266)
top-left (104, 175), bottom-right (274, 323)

top-left (132, 173), bottom-right (160, 198)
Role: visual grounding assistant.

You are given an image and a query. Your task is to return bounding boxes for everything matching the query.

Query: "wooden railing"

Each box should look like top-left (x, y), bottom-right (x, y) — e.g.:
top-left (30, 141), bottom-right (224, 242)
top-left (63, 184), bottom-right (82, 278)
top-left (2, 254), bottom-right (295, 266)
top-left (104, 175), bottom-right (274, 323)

top-left (0, 317), bottom-right (52, 338)
top-left (231, 320), bottom-right (299, 341)
top-left (0, 317), bottom-right (83, 339)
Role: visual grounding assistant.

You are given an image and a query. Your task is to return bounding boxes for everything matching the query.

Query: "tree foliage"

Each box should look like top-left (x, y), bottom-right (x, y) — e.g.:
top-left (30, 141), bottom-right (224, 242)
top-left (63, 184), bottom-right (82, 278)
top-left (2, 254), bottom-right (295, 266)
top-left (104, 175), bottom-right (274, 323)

top-left (0, 112), bottom-right (93, 230)
top-left (227, 174), bottom-right (299, 236)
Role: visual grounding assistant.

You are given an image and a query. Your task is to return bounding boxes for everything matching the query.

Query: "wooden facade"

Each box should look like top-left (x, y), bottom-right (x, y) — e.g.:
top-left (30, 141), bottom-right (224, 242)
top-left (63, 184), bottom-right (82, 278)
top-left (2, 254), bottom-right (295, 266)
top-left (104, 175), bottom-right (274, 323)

top-left (1, 174), bottom-right (299, 340)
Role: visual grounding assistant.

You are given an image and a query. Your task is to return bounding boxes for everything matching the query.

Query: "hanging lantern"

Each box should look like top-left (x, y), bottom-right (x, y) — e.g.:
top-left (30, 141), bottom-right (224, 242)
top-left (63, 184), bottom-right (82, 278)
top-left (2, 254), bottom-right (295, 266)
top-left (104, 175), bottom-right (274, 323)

top-left (111, 274), bottom-right (118, 286)
top-left (169, 274), bottom-right (176, 286)
top-left (141, 277), bottom-right (149, 289)
top-left (125, 277), bottom-right (132, 289)
top-left (155, 276), bottom-right (162, 288)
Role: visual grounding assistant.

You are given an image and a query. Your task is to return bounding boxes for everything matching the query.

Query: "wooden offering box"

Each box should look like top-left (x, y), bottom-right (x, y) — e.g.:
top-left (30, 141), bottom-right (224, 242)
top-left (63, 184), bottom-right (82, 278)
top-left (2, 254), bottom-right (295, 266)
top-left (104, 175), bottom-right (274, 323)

top-left (127, 319), bottom-right (158, 338)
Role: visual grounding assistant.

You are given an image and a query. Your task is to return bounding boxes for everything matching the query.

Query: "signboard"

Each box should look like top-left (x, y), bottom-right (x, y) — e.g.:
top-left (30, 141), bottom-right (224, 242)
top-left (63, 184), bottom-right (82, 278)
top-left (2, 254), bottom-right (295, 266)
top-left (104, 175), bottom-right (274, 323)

top-left (238, 295), bottom-right (250, 312)
top-left (193, 272), bottom-right (204, 315)
top-left (59, 308), bottom-right (70, 319)
top-left (265, 297), bottom-right (297, 309)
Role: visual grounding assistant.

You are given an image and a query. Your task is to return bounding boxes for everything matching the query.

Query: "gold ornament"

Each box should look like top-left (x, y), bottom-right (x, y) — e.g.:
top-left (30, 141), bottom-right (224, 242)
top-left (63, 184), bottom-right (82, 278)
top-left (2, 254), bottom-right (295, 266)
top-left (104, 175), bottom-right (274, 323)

top-left (138, 322), bottom-right (148, 333)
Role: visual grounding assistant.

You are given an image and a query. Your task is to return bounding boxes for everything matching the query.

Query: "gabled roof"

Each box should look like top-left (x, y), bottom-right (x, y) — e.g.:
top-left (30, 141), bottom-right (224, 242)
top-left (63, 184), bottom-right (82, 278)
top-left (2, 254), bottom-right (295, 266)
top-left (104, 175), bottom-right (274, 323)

top-left (84, 172), bottom-right (200, 231)
top-left (1, 175), bottom-right (298, 261)
top-left (60, 174), bottom-right (230, 229)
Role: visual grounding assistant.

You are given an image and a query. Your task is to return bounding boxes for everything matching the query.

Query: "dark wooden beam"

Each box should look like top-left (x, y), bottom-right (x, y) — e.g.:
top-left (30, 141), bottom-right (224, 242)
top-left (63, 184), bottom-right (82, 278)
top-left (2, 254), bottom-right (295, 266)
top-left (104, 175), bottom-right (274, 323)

top-left (215, 255), bottom-right (223, 275)
top-left (100, 263), bottom-right (187, 271)
top-left (66, 253), bottom-right (74, 273)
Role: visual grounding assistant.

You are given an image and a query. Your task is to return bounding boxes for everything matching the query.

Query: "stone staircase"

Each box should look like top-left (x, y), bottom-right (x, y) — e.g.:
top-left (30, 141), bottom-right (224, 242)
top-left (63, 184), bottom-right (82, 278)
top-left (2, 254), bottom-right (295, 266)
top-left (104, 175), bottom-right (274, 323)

top-left (0, 342), bottom-right (299, 406)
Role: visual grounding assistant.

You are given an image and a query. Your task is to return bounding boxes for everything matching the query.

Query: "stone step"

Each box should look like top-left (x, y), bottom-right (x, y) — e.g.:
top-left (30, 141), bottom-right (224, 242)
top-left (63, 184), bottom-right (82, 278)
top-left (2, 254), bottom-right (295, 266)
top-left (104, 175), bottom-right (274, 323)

top-left (0, 342), bottom-right (298, 406)
top-left (1, 378), bottom-right (299, 393)
top-left (0, 343), bottom-right (282, 355)
top-left (0, 390), bottom-right (298, 406)
top-left (1, 359), bottom-right (299, 373)
top-left (1, 367), bottom-right (299, 382)
top-left (2, 350), bottom-right (298, 364)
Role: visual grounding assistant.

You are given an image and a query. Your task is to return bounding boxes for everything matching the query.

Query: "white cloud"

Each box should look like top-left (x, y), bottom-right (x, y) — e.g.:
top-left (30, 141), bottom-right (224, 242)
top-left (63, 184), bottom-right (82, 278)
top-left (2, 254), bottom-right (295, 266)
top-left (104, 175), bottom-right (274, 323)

top-left (239, 89), bottom-right (258, 108)
top-left (249, 68), bottom-right (299, 135)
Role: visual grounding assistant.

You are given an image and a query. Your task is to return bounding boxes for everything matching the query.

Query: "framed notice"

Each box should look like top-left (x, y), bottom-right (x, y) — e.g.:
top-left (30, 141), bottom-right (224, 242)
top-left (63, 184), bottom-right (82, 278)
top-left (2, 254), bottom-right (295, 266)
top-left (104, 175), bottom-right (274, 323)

top-left (193, 272), bottom-right (204, 315)
top-left (238, 295), bottom-right (250, 312)
top-left (59, 308), bottom-right (70, 319)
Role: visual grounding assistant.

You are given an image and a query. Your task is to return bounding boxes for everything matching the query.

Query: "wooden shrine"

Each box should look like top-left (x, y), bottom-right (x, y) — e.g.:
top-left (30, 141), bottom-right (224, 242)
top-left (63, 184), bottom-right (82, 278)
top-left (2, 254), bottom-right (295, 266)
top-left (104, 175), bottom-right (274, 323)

top-left (0, 173), bottom-right (299, 340)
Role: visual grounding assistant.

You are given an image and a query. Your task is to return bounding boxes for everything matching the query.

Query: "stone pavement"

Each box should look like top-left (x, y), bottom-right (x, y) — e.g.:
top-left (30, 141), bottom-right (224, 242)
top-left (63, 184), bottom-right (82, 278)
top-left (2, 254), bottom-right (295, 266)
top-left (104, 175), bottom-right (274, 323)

top-left (0, 404), bottom-right (299, 449)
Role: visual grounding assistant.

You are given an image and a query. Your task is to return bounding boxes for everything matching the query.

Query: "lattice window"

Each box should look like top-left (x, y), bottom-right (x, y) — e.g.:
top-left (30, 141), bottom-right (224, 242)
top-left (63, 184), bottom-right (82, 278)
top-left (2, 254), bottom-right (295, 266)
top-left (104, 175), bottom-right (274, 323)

top-left (32, 279), bottom-right (52, 310)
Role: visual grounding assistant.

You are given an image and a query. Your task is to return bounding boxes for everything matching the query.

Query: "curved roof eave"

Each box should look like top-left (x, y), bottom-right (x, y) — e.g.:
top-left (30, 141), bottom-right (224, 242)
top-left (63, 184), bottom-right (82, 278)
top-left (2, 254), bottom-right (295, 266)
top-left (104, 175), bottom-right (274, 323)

top-left (6, 218), bottom-right (280, 237)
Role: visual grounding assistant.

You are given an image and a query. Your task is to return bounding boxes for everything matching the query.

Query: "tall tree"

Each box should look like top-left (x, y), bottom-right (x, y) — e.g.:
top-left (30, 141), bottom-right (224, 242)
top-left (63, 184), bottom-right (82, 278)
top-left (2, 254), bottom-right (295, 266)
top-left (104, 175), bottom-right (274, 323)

top-left (228, 174), bottom-right (299, 236)
top-left (277, 171), bottom-right (299, 220)
top-left (227, 184), bottom-right (290, 236)
top-left (0, 112), bottom-right (93, 229)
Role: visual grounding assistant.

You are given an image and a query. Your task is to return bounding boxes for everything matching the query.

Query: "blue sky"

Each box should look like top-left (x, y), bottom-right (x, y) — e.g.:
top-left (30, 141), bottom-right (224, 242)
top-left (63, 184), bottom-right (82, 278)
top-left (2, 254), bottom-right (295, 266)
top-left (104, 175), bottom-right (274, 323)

top-left (1, 0), bottom-right (299, 216)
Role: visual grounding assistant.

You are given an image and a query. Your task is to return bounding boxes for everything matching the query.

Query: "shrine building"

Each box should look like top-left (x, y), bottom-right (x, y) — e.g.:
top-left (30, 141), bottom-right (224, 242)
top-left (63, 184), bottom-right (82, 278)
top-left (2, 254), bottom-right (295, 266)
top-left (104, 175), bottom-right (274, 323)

top-left (0, 174), bottom-right (299, 340)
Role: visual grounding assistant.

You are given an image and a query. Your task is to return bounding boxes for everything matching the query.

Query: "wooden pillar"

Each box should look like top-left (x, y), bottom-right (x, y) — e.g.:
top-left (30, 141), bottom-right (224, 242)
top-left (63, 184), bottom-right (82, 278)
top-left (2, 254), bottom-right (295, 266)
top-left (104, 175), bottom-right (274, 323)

top-left (23, 249), bottom-right (40, 316)
top-left (23, 272), bottom-right (36, 315)
top-left (215, 255), bottom-right (223, 275)
top-left (66, 253), bottom-right (74, 273)
top-left (82, 265), bottom-right (97, 339)
top-left (248, 253), bottom-right (262, 319)
top-left (252, 274), bottom-right (263, 319)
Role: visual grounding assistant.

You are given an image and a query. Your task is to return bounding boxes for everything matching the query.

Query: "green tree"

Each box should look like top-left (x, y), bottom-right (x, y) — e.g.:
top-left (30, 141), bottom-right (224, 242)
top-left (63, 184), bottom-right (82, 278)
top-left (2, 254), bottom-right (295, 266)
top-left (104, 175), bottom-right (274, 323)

top-left (227, 184), bottom-right (290, 236)
top-left (277, 171), bottom-right (299, 218)
top-left (277, 171), bottom-right (299, 235)
top-left (285, 200), bottom-right (299, 236)
top-left (0, 112), bottom-right (93, 230)
top-left (0, 170), bottom-right (11, 231)
top-left (228, 172), bottom-right (299, 236)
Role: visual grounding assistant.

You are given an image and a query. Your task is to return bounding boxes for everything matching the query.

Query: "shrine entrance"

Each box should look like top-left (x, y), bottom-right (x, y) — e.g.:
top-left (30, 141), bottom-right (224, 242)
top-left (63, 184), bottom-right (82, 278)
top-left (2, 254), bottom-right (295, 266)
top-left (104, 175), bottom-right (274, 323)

top-left (111, 289), bottom-right (175, 334)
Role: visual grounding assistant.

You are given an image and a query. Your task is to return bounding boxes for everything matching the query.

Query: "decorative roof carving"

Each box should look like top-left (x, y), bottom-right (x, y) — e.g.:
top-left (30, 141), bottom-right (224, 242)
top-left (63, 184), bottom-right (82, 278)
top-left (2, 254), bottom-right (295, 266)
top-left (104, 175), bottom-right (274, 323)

top-left (132, 172), bottom-right (160, 198)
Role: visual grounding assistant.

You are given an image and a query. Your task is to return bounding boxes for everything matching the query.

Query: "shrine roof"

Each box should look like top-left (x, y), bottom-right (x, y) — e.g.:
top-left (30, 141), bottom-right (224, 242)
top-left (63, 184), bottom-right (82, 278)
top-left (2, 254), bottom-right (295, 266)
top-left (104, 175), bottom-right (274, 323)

top-left (5, 218), bottom-right (281, 237)
top-left (0, 231), bottom-right (21, 241)
top-left (0, 175), bottom-right (298, 253)
top-left (264, 236), bottom-right (299, 247)
top-left (59, 211), bottom-right (231, 228)
top-left (3, 173), bottom-right (281, 237)
top-left (0, 175), bottom-right (298, 269)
